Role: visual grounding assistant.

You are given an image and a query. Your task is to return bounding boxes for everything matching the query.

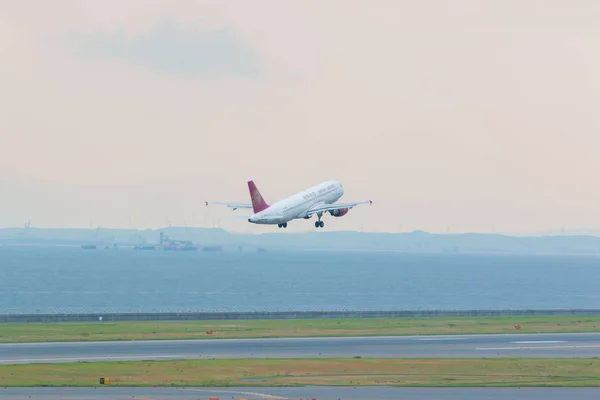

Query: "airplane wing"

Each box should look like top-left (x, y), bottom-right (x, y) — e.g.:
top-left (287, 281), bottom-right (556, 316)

top-left (306, 200), bottom-right (372, 217)
top-left (205, 201), bottom-right (253, 211)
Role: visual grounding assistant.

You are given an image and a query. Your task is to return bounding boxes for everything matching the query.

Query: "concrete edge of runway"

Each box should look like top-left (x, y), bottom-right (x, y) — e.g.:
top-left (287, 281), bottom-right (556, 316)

top-left (3, 386), bottom-right (600, 400)
top-left (3, 330), bottom-right (600, 347)
top-left (3, 331), bottom-right (600, 365)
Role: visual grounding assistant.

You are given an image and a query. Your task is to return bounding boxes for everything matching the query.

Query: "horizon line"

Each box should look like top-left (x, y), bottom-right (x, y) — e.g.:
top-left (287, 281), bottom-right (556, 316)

top-left (2, 225), bottom-right (600, 238)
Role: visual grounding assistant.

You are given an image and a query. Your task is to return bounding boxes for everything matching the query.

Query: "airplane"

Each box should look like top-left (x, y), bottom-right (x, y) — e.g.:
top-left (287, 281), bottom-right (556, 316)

top-left (206, 180), bottom-right (372, 229)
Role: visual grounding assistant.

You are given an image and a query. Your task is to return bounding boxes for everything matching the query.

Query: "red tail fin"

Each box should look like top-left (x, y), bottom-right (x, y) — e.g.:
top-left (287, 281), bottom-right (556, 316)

top-left (247, 180), bottom-right (269, 213)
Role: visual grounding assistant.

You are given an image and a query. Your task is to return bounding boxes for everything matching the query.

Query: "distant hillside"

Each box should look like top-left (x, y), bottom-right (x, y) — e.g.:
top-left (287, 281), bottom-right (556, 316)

top-left (2, 227), bottom-right (600, 255)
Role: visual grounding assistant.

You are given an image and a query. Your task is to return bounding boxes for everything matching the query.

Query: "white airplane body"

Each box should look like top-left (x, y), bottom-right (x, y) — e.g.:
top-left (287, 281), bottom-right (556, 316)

top-left (207, 180), bottom-right (371, 228)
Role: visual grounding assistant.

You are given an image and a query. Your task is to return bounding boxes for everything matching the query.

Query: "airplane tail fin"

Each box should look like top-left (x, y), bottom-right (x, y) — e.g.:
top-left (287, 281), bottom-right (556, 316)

top-left (247, 180), bottom-right (269, 213)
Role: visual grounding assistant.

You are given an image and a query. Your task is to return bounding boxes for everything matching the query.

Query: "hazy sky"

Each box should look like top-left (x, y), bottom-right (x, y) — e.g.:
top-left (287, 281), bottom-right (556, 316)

top-left (2, 0), bottom-right (600, 234)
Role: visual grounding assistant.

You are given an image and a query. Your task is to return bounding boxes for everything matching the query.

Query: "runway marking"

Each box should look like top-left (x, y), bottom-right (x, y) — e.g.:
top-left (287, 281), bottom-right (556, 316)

top-left (186, 388), bottom-right (288, 399)
top-left (511, 341), bottom-right (566, 344)
top-left (240, 392), bottom-right (287, 399)
top-left (416, 337), bottom-right (466, 341)
top-left (476, 345), bottom-right (600, 350)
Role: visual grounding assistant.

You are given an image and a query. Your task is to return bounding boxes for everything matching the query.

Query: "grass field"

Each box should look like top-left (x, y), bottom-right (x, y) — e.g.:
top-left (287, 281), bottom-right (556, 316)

top-left (1, 358), bottom-right (599, 387)
top-left (1, 315), bottom-right (599, 343)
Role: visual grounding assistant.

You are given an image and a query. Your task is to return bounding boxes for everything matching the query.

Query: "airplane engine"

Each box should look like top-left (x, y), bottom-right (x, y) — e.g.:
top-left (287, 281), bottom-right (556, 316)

top-left (329, 207), bottom-right (349, 217)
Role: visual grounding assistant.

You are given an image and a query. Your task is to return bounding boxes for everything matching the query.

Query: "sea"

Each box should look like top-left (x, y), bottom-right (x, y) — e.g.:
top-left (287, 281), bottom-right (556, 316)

top-left (1, 245), bottom-right (600, 314)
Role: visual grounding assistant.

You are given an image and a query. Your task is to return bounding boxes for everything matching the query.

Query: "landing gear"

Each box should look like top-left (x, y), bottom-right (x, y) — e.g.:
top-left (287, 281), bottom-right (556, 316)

top-left (277, 223), bottom-right (288, 228)
top-left (314, 212), bottom-right (325, 228)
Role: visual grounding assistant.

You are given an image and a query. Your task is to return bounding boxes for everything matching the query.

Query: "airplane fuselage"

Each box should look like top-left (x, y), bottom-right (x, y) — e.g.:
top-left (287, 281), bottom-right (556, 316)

top-left (248, 180), bottom-right (343, 225)
top-left (207, 178), bottom-right (370, 229)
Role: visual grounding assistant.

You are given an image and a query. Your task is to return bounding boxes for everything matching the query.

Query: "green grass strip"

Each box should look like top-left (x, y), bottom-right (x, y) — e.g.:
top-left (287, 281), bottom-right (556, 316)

top-left (1, 315), bottom-right (600, 343)
top-left (1, 358), bottom-right (599, 387)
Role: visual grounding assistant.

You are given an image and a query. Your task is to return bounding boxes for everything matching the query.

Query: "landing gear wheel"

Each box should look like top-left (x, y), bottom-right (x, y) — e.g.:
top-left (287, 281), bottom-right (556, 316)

top-left (315, 212), bottom-right (325, 228)
top-left (283, 222), bottom-right (287, 228)
top-left (277, 224), bottom-right (282, 228)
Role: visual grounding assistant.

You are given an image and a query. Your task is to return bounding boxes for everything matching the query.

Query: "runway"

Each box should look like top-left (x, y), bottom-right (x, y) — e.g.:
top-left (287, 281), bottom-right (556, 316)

top-left (1, 332), bottom-right (600, 364)
top-left (2, 387), bottom-right (600, 400)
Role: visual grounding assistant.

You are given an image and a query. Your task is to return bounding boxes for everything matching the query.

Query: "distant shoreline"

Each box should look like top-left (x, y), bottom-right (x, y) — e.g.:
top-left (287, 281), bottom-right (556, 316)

top-left (2, 225), bottom-right (600, 255)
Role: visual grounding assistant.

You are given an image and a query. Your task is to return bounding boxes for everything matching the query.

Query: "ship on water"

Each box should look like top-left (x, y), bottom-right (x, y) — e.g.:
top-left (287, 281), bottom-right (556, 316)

top-left (81, 231), bottom-right (204, 252)
top-left (202, 245), bottom-right (223, 252)
top-left (160, 232), bottom-right (198, 251)
top-left (134, 245), bottom-right (156, 251)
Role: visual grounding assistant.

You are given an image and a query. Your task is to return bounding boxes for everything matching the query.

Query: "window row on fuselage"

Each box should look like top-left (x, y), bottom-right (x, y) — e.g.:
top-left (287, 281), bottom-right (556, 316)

top-left (283, 187), bottom-right (339, 216)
